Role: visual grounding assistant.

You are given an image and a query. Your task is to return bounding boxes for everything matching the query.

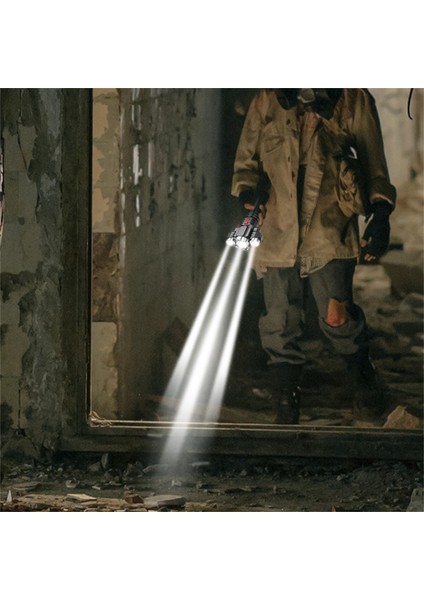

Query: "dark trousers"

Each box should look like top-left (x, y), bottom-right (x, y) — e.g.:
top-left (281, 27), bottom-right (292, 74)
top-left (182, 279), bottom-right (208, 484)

top-left (259, 259), bottom-right (368, 366)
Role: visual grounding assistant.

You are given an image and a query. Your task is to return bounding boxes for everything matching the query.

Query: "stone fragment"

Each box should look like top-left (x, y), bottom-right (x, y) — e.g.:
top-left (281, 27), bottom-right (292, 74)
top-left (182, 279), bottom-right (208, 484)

top-left (87, 462), bottom-right (102, 474)
top-left (67, 493), bottom-right (97, 503)
top-left (383, 405), bottom-right (423, 429)
top-left (406, 488), bottom-right (424, 512)
top-left (101, 453), bottom-right (110, 470)
top-left (143, 495), bottom-right (186, 509)
top-left (142, 464), bottom-right (169, 475)
top-left (11, 482), bottom-right (40, 495)
top-left (410, 346), bottom-right (424, 355)
top-left (123, 462), bottom-right (144, 478)
top-left (65, 480), bottom-right (79, 489)
top-left (124, 494), bottom-right (144, 505)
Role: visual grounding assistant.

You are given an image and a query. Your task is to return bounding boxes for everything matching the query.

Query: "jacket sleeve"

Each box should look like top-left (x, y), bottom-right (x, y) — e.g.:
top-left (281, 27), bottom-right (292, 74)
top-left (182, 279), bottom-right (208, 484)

top-left (231, 93), bottom-right (264, 197)
top-left (351, 89), bottom-right (396, 207)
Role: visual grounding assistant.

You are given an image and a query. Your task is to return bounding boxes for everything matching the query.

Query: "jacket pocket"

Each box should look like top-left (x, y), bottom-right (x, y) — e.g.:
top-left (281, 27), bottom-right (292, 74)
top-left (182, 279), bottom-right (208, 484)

top-left (336, 154), bottom-right (367, 217)
top-left (261, 122), bottom-right (284, 154)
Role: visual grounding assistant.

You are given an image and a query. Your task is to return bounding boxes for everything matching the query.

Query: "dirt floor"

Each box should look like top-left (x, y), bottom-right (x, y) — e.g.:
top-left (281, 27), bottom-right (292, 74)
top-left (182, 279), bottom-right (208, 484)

top-left (1, 452), bottom-right (423, 512)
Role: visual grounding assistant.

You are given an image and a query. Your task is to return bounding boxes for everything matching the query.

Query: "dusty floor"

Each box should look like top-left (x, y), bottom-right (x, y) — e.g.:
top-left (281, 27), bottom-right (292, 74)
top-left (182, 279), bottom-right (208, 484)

top-left (1, 453), bottom-right (423, 512)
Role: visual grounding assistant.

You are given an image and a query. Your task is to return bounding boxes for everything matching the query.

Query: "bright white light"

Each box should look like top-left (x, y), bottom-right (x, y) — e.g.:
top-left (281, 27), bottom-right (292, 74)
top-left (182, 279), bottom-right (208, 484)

top-left (204, 248), bottom-right (255, 422)
top-left (164, 246), bottom-right (230, 401)
top-left (236, 237), bottom-right (249, 250)
top-left (160, 246), bottom-right (254, 467)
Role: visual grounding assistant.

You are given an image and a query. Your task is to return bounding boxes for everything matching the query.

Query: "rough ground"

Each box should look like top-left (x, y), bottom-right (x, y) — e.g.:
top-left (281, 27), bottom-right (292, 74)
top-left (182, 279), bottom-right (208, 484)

top-left (1, 453), bottom-right (423, 512)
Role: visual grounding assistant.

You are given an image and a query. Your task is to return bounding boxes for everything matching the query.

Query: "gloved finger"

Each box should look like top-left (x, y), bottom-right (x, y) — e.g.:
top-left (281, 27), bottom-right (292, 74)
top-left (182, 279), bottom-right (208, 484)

top-left (361, 239), bottom-right (387, 259)
top-left (362, 227), bottom-right (372, 241)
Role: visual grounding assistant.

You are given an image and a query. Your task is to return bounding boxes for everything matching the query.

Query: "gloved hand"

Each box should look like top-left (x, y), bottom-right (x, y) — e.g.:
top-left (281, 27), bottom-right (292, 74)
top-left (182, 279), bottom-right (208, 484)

top-left (361, 201), bottom-right (393, 262)
top-left (238, 189), bottom-right (268, 226)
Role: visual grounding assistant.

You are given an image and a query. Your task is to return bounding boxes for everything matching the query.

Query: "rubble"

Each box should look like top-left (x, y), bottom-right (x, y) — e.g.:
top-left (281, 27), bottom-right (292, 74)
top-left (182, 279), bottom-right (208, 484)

top-left (406, 488), bottom-right (423, 512)
top-left (66, 493), bottom-right (97, 503)
top-left (124, 494), bottom-right (144, 505)
top-left (383, 406), bottom-right (423, 430)
top-left (1, 455), bottom-right (422, 512)
top-left (143, 495), bottom-right (186, 509)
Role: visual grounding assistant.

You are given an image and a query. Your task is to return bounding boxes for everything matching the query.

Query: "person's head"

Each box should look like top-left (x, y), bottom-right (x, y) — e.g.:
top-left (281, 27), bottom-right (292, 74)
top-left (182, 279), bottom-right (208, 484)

top-left (275, 88), bottom-right (343, 118)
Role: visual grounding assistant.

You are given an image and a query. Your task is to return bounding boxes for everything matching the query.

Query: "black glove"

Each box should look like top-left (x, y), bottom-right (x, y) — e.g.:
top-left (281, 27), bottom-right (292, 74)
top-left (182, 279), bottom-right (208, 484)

top-left (238, 188), bottom-right (269, 211)
top-left (238, 189), bottom-right (256, 212)
top-left (361, 201), bottom-right (393, 259)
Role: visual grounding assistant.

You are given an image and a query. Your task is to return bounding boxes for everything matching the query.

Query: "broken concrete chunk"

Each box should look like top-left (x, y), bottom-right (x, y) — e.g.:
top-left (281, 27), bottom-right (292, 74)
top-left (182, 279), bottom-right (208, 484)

top-left (406, 488), bottom-right (424, 512)
top-left (87, 462), bottom-right (102, 474)
top-left (65, 479), bottom-right (80, 489)
top-left (11, 482), bottom-right (40, 495)
top-left (143, 495), bottom-right (186, 509)
top-left (123, 462), bottom-right (144, 478)
top-left (383, 405), bottom-right (423, 430)
top-left (142, 464), bottom-right (169, 475)
top-left (101, 453), bottom-right (110, 470)
top-left (124, 494), bottom-right (144, 505)
top-left (66, 493), bottom-right (97, 503)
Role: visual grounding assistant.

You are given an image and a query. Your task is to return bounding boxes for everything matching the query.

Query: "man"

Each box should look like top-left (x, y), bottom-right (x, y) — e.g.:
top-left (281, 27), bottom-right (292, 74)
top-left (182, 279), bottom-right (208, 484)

top-left (231, 89), bottom-right (396, 424)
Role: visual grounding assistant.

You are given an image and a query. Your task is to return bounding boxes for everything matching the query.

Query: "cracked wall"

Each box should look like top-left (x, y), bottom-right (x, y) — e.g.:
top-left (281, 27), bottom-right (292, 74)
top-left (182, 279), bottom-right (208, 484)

top-left (91, 89), bottom-right (223, 419)
top-left (1, 89), bottom-right (66, 451)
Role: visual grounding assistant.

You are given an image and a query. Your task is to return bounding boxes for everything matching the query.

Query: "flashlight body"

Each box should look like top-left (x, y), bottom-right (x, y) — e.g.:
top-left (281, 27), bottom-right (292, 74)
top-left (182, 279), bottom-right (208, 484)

top-left (226, 198), bottom-right (264, 250)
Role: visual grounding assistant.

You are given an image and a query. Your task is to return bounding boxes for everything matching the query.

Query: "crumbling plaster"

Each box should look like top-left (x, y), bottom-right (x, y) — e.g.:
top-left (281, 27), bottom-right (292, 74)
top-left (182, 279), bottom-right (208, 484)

top-left (1, 89), bottom-right (66, 451)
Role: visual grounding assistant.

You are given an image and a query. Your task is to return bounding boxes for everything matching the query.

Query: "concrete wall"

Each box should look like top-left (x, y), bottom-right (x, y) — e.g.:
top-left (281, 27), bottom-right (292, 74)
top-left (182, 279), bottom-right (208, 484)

top-left (89, 89), bottom-right (224, 419)
top-left (117, 89), bottom-right (223, 418)
top-left (1, 90), bottom-right (66, 451)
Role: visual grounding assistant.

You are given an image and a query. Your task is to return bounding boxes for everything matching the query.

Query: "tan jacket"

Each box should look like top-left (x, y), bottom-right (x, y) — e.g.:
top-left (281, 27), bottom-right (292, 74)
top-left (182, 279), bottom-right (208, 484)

top-left (231, 89), bottom-right (396, 277)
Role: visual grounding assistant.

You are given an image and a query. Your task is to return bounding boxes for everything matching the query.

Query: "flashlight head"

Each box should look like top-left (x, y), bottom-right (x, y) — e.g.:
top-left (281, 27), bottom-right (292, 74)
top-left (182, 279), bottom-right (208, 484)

top-left (236, 236), bottom-right (249, 250)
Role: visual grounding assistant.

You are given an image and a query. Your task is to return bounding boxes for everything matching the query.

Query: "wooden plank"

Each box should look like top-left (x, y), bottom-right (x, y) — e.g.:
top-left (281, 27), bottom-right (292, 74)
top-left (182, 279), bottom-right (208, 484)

top-left (60, 426), bottom-right (423, 461)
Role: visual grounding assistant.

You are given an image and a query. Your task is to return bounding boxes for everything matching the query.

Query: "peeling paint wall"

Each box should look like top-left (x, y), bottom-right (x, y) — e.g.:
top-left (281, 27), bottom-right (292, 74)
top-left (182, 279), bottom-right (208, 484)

top-left (1, 89), bottom-right (65, 450)
top-left (89, 89), bottom-right (224, 420)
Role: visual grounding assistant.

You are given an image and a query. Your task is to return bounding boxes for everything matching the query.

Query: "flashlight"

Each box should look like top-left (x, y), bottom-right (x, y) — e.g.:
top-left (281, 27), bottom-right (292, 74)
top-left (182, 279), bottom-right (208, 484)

top-left (226, 197), bottom-right (264, 251)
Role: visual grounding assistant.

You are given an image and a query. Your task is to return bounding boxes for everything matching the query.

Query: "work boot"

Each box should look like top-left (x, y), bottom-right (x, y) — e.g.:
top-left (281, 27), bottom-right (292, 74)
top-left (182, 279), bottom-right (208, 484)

top-left (270, 364), bottom-right (303, 425)
top-left (274, 386), bottom-right (301, 425)
top-left (345, 352), bottom-right (388, 420)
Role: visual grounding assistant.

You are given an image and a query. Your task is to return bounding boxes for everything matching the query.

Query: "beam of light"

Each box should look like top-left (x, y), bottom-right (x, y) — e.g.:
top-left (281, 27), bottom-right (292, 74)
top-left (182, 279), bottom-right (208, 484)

top-left (162, 247), bottom-right (253, 463)
top-left (164, 245), bottom-right (230, 401)
top-left (204, 247), bottom-right (255, 423)
top-left (164, 246), bottom-right (242, 462)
